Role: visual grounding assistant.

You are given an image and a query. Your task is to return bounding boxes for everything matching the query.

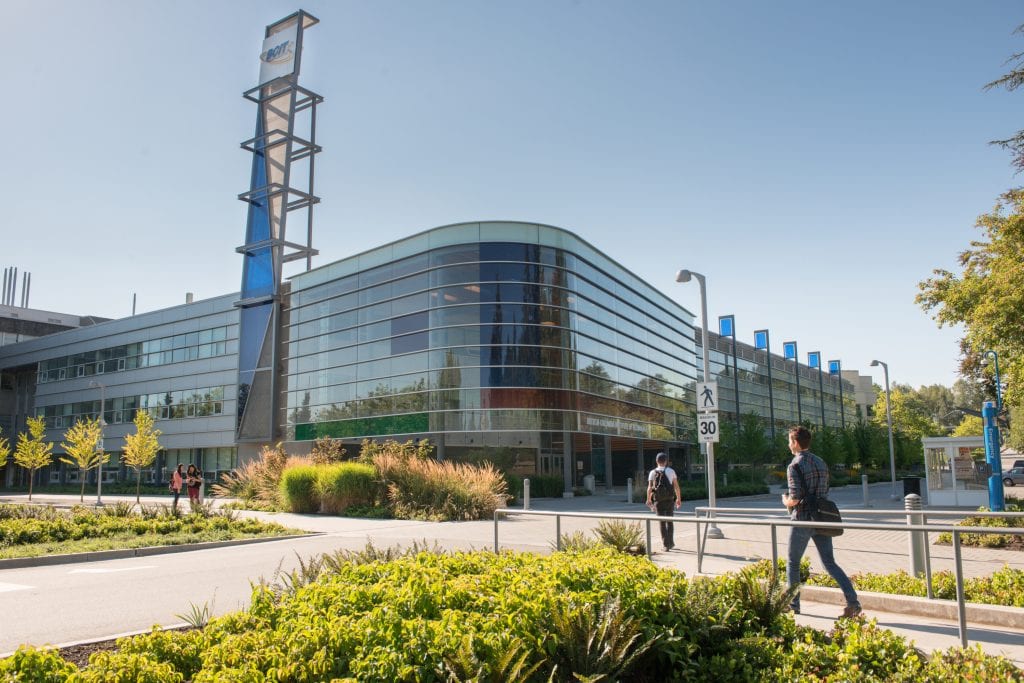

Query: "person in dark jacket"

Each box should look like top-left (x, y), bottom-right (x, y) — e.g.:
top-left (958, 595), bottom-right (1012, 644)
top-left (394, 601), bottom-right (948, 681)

top-left (782, 425), bottom-right (861, 618)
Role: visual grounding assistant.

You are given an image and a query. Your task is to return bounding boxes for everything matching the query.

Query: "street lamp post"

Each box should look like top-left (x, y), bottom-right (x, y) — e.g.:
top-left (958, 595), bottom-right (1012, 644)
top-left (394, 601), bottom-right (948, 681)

top-left (88, 380), bottom-right (106, 506)
top-left (676, 269), bottom-right (723, 539)
top-left (869, 360), bottom-right (898, 500)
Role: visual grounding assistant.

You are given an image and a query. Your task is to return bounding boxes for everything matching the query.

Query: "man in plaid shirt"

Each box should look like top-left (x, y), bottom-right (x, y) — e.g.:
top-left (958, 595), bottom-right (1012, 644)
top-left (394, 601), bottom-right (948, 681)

top-left (782, 425), bottom-right (862, 619)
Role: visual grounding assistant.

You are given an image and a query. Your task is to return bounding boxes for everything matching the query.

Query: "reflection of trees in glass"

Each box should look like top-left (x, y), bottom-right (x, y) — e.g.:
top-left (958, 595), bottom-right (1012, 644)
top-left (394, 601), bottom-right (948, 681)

top-left (290, 392), bottom-right (311, 425)
top-left (579, 361), bottom-right (614, 397)
top-left (438, 348), bottom-right (462, 410)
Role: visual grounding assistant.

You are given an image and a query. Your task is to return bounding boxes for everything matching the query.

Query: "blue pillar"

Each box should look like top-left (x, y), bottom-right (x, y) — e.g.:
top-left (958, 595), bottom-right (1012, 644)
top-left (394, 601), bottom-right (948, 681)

top-left (983, 400), bottom-right (1004, 512)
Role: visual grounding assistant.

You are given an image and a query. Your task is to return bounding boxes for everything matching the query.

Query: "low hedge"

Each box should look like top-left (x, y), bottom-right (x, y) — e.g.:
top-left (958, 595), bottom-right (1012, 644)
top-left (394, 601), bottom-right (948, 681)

top-left (0, 503), bottom-right (293, 558)
top-left (2, 548), bottom-right (1020, 681)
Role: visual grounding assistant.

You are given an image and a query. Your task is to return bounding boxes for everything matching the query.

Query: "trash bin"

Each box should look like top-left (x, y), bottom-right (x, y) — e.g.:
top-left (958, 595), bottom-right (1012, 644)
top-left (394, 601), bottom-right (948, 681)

top-left (582, 474), bottom-right (596, 494)
top-left (902, 477), bottom-right (921, 497)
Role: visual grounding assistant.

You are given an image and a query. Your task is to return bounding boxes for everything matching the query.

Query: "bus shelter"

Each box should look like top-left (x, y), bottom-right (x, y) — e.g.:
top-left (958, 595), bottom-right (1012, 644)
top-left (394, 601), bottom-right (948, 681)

top-left (922, 435), bottom-right (989, 507)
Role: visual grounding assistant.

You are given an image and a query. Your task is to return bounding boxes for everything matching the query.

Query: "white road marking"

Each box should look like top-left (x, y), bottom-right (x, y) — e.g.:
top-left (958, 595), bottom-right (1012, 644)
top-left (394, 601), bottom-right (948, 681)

top-left (69, 565), bottom-right (157, 574)
top-left (0, 582), bottom-right (32, 593)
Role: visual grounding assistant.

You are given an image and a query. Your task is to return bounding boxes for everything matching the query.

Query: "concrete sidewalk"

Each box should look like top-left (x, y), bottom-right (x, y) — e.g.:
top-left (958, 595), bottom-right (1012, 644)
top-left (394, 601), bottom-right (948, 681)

top-left (3, 483), bottom-right (1023, 666)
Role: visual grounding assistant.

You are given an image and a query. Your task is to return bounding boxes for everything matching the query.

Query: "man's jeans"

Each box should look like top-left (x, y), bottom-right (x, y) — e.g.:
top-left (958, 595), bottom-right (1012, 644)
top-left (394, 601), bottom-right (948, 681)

top-left (787, 525), bottom-right (859, 612)
top-left (655, 500), bottom-right (674, 548)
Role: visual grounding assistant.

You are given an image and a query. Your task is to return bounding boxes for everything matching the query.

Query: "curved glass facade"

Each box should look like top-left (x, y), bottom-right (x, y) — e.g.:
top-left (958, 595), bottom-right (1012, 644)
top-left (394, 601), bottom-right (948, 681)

top-left (281, 222), bottom-right (698, 457)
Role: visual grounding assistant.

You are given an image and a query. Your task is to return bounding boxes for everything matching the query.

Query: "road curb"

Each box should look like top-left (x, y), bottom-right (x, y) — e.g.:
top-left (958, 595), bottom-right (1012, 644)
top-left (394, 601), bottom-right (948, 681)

top-left (801, 585), bottom-right (1024, 629)
top-left (0, 533), bottom-right (322, 570)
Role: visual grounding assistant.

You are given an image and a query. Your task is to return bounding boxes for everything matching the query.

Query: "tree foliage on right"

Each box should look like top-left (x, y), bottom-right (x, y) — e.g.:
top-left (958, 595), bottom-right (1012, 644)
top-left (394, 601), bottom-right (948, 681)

top-left (916, 189), bottom-right (1023, 448)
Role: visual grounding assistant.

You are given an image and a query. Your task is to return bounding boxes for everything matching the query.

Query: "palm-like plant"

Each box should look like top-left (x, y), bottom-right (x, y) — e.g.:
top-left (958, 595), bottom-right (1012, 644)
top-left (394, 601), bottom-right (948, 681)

top-left (547, 595), bottom-right (658, 682)
top-left (733, 567), bottom-right (802, 630)
top-left (593, 519), bottom-right (646, 555)
top-left (437, 635), bottom-right (544, 682)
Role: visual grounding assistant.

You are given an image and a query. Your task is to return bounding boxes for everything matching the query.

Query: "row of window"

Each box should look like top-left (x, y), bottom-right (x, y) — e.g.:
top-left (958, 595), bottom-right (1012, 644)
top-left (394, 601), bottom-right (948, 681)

top-left (288, 241), bottom-right (690, 334)
top-left (285, 345), bottom-right (693, 403)
top-left (286, 384), bottom-right (687, 428)
top-left (36, 326), bottom-right (231, 384)
top-left (37, 385), bottom-right (230, 430)
top-left (287, 407), bottom-right (687, 442)
top-left (288, 244), bottom-right (690, 339)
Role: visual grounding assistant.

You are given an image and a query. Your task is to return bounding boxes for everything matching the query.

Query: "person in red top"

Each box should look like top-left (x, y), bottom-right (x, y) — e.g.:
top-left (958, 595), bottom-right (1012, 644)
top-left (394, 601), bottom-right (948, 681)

top-left (185, 464), bottom-right (202, 506)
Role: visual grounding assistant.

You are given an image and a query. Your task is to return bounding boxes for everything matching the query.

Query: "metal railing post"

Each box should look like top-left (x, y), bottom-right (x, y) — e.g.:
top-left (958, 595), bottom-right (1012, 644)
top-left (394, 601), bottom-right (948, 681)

top-left (905, 494), bottom-right (926, 576)
top-left (953, 530), bottom-right (967, 648)
top-left (770, 524), bottom-right (778, 576)
top-left (556, 514), bottom-right (562, 551)
top-left (523, 478), bottom-right (530, 510)
top-left (923, 512), bottom-right (933, 599)
top-left (646, 519), bottom-right (652, 558)
top-left (695, 508), bottom-right (702, 569)
top-left (493, 510), bottom-right (500, 552)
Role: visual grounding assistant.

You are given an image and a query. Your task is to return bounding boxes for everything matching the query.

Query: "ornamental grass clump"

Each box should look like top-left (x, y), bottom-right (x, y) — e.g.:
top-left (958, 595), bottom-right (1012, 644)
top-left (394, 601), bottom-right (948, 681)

top-left (316, 462), bottom-right (378, 514)
top-left (279, 462), bottom-right (320, 513)
top-left (210, 442), bottom-right (290, 507)
top-left (373, 449), bottom-right (509, 521)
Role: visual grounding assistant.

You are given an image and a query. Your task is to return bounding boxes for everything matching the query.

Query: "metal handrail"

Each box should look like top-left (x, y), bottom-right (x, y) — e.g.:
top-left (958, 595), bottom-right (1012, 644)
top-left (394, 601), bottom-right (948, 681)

top-left (693, 505), bottom-right (1024, 600)
top-left (492, 507), bottom-right (1024, 648)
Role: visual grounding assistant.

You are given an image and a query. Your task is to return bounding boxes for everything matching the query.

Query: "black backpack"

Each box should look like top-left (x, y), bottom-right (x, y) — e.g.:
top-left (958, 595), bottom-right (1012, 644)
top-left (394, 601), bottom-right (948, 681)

top-left (652, 469), bottom-right (675, 503)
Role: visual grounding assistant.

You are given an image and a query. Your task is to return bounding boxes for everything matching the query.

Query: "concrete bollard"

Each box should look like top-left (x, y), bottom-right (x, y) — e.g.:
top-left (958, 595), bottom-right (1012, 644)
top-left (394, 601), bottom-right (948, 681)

top-left (626, 477), bottom-right (633, 504)
top-left (523, 478), bottom-right (530, 510)
top-left (905, 493), bottom-right (927, 577)
top-left (862, 474), bottom-right (871, 508)
top-left (722, 473), bottom-right (728, 488)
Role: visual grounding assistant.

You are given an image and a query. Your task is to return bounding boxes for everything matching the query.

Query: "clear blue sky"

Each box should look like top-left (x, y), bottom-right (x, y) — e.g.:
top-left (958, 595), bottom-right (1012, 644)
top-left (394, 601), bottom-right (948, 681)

top-left (5, 0), bottom-right (1021, 389)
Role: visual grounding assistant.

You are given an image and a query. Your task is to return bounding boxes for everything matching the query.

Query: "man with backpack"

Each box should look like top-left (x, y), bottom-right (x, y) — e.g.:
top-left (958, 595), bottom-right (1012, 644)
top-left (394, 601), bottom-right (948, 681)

top-left (647, 452), bottom-right (682, 551)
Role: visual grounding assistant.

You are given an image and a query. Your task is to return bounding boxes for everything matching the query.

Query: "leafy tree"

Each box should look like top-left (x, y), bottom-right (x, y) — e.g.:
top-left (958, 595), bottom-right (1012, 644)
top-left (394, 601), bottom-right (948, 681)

top-left (984, 25), bottom-right (1024, 172)
top-left (850, 417), bottom-right (886, 470)
top-left (872, 387), bottom-right (942, 444)
top-left (13, 416), bottom-right (54, 501)
top-left (122, 410), bottom-right (162, 504)
top-left (59, 417), bottom-right (105, 502)
top-left (911, 384), bottom-right (958, 432)
top-left (952, 378), bottom-right (987, 415)
top-left (917, 189), bottom-right (1023, 427)
top-left (310, 436), bottom-right (346, 464)
top-left (952, 414), bottom-right (984, 437)
top-left (0, 428), bottom-right (9, 469)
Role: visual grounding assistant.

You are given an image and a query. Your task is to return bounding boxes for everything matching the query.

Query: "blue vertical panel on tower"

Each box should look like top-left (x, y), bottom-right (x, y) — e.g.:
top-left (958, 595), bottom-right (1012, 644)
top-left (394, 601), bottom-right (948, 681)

top-left (240, 116), bottom-right (274, 301)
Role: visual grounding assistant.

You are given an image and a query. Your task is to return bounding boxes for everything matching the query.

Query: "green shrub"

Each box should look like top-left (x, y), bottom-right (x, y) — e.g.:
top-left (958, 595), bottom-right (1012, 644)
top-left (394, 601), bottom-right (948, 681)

top-left (0, 646), bottom-right (78, 681)
top-left (0, 504), bottom-right (291, 556)
top-left (316, 462), bottom-right (378, 514)
top-left (809, 564), bottom-right (1024, 608)
top-left (528, 474), bottom-right (564, 498)
top-left (2, 548), bottom-right (1022, 681)
top-left (279, 464), bottom-right (320, 513)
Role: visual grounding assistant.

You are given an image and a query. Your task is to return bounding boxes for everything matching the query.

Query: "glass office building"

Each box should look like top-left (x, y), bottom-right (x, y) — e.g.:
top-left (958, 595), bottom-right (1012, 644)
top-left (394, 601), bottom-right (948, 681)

top-left (281, 222), bottom-right (699, 487)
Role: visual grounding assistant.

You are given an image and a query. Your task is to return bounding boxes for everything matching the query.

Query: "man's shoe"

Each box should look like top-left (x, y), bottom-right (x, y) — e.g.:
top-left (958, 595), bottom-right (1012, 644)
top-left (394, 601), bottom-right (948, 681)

top-left (840, 604), bottom-right (863, 619)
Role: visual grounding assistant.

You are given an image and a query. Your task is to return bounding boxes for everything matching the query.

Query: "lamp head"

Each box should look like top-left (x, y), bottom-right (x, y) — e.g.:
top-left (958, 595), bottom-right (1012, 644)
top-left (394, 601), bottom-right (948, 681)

top-left (869, 360), bottom-right (881, 367)
top-left (675, 269), bottom-right (692, 283)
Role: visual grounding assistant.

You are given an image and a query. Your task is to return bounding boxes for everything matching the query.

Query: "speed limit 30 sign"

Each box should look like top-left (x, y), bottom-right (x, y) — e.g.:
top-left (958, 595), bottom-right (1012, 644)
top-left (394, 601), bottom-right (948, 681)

top-left (698, 413), bottom-right (719, 443)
